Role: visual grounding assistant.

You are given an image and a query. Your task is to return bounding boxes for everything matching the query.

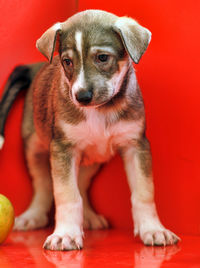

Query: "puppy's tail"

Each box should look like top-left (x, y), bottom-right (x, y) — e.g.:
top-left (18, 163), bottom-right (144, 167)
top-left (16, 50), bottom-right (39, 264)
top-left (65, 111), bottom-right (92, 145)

top-left (0, 65), bottom-right (31, 149)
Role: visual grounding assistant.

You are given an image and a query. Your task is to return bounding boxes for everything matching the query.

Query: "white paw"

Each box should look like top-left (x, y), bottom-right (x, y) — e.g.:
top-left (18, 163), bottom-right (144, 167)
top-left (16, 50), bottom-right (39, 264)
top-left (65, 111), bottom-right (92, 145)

top-left (43, 233), bottom-right (83, 251)
top-left (132, 201), bottom-right (180, 246)
top-left (140, 229), bottom-right (180, 246)
top-left (14, 209), bottom-right (48, 231)
top-left (83, 208), bottom-right (109, 230)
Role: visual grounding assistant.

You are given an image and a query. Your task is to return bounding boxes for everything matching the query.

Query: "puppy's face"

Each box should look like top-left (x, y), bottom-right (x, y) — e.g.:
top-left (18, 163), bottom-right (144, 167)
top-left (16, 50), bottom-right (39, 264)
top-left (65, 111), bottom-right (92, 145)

top-left (36, 10), bottom-right (151, 108)
top-left (60, 26), bottom-right (129, 107)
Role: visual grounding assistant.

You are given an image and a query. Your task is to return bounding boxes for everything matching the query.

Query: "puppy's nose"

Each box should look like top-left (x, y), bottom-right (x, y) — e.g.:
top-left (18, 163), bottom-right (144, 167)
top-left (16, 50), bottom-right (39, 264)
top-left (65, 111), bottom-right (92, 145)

top-left (76, 90), bottom-right (93, 105)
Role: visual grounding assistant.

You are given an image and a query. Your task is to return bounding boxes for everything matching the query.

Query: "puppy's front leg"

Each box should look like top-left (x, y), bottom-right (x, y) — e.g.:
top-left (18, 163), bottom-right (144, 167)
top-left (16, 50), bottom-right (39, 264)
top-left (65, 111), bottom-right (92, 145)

top-left (122, 137), bottom-right (180, 246)
top-left (44, 140), bottom-right (83, 251)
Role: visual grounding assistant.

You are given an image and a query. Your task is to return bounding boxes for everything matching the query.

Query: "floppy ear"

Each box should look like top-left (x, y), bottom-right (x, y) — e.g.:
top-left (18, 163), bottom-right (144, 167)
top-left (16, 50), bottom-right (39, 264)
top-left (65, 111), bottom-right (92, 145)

top-left (36, 23), bottom-right (62, 63)
top-left (113, 17), bottom-right (151, 64)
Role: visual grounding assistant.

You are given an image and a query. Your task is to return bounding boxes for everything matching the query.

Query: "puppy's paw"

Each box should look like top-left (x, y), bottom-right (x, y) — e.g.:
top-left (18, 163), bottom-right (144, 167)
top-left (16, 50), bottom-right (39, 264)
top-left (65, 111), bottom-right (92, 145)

top-left (140, 229), bottom-right (180, 246)
top-left (14, 210), bottom-right (48, 231)
top-left (83, 208), bottom-right (109, 230)
top-left (43, 233), bottom-right (83, 251)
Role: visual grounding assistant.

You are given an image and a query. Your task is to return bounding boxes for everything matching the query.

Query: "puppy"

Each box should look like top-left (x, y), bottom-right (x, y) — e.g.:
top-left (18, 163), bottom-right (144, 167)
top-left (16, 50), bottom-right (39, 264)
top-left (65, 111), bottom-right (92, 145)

top-left (0, 10), bottom-right (180, 250)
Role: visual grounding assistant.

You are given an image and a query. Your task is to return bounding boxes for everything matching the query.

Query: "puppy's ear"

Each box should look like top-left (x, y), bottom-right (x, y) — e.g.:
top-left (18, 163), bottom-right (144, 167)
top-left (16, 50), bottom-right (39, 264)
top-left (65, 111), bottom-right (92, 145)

top-left (36, 23), bottom-right (62, 63)
top-left (113, 17), bottom-right (151, 64)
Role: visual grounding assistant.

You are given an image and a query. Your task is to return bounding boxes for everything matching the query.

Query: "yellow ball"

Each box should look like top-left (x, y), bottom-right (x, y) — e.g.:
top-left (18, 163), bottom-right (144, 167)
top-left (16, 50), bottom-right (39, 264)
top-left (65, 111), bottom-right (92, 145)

top-left (0, 194), bottom-right (15, 244)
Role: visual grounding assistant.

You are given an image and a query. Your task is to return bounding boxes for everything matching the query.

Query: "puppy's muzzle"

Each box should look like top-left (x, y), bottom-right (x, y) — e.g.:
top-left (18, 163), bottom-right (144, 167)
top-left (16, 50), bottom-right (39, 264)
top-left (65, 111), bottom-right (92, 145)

top-left (75, 89), bottom-right (93, 105)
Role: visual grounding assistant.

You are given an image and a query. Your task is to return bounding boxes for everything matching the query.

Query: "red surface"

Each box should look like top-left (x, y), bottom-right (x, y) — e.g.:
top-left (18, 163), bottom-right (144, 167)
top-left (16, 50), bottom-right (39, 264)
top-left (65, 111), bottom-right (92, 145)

top-left (0, 0), bottom-right (200, 242)
top-left (0, 229), bottom-right (200, 267)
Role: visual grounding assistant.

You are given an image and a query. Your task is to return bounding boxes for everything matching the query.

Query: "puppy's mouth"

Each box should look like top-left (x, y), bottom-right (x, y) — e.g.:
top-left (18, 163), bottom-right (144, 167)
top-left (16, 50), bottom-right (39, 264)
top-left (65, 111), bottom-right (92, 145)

top-left (72, 99), bottom-right (108, 109)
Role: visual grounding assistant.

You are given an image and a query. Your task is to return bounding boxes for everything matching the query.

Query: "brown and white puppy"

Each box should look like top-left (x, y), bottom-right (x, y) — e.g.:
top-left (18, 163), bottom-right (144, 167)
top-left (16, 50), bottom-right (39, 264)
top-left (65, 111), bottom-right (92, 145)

top-left (0, 10), bottom-right (180, 250)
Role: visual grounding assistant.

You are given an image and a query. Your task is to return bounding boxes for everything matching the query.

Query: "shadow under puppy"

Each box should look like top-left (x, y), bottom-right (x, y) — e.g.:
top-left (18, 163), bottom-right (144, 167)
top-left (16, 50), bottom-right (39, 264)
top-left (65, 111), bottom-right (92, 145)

top-left (0, 10), bottom-right (180, 250)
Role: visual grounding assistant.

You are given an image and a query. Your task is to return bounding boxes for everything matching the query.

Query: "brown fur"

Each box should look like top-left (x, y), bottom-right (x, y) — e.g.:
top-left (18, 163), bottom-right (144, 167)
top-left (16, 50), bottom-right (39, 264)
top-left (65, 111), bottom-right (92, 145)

top-left (136, 137), bottom-right (153, 177)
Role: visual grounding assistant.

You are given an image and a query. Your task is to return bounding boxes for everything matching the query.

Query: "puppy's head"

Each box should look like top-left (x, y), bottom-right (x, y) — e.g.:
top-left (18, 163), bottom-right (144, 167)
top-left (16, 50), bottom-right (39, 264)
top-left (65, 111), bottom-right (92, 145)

top-left (36, 10), bottom-right (151, 107)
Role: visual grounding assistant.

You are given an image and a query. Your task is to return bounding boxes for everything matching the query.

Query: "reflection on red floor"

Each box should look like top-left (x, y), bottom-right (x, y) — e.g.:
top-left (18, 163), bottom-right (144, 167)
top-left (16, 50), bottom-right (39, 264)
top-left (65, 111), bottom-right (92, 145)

top-left (0, 229), bottom-right (199, 267)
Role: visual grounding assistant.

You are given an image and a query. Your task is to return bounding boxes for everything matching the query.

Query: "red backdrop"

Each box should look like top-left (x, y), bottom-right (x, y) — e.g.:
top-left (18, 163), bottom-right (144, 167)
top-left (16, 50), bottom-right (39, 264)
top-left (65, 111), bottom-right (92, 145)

top-left (0, 0), bottom-right (200, 236)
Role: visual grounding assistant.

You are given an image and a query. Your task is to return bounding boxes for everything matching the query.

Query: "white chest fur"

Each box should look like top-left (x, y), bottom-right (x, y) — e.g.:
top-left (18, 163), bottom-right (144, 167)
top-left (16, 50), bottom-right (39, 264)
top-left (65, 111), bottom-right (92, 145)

top-left (59, 109), bottom-right (143, 165)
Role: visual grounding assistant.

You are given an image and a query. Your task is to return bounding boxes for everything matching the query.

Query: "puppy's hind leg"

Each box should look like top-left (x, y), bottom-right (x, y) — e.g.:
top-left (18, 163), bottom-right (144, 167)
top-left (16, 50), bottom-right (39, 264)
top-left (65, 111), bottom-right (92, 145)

top-left (14, 133), bottom-right (53, 231)
top-left (78, 164), bottom-right (109, 230)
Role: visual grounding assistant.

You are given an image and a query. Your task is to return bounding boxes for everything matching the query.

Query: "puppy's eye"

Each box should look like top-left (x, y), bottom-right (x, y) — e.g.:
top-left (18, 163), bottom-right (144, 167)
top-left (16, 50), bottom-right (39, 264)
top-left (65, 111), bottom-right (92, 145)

top-left (97, 54), bottom-right (109, 62)
top-left (63, 59), bottom-right (73, 67)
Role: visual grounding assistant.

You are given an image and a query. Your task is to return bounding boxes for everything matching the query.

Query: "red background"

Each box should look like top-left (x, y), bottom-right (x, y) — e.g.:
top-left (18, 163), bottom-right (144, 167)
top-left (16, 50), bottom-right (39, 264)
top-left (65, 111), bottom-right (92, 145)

top-left (0, 0), bottom-right (200, 236)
